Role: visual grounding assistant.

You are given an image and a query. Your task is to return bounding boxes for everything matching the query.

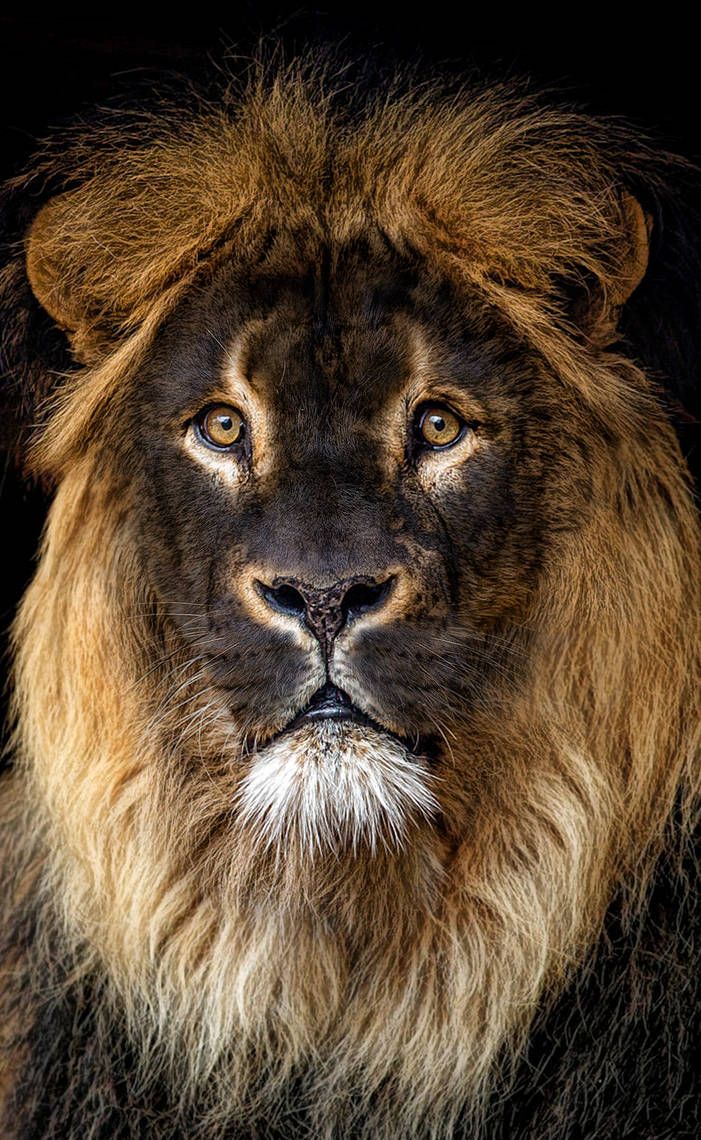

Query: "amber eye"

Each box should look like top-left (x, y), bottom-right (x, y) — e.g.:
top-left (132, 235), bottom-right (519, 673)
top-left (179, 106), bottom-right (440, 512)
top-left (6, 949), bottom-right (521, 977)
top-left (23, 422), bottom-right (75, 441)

top-left (194, 404), bottom-right (246, 450)
top-left (416, 404), bottom-right (466, 449)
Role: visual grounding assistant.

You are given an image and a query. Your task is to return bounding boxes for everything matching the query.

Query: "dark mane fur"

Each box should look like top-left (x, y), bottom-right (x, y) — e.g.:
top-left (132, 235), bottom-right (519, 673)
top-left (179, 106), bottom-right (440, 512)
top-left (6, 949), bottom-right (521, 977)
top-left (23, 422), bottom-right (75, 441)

top-left (2, 815), bottom-right (697, 1137)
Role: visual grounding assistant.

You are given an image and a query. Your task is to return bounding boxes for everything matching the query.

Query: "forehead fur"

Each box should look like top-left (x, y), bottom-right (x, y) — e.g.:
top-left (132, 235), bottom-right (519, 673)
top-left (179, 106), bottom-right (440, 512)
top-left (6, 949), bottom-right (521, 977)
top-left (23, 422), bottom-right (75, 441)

top-left (24, 62), bottom-right (657, 362)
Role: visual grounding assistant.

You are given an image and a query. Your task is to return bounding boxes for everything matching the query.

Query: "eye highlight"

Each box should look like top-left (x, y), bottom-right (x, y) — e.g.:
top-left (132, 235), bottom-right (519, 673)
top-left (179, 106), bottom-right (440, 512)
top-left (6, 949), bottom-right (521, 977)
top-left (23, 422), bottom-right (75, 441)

top-left (194, 404), bottom-right (246, 450)
top-left (415, 403), bottom-right (468, 450)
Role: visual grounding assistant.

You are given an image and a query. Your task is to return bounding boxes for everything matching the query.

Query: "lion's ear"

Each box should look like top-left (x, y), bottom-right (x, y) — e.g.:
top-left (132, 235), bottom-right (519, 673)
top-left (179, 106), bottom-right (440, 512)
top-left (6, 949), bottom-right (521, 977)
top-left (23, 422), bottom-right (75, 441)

top-left (25, 192), bottom-right (126, 365)
top-left (26, 197), bottom-right (83, 335)
top-left (0, 189), bottom-right (117, 466)
top-left (4, 177), bottom-right (188, 467)
top-left (24, 171), bottom-right (228, 367)
top-left (611, 193), bottom-right (653, 303)
top-left (569, 192), bottom-right (653, 347)
top-left (0, 202), bottom-right (76, 467)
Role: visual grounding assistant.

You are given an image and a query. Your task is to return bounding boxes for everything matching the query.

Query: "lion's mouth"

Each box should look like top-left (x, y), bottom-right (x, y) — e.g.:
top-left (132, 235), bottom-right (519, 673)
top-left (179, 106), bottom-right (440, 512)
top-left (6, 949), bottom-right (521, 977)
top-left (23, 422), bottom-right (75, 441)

top-left (289, 683), bottom-right (375, 728)
top-left (265, 682), bottom-right (435, 757)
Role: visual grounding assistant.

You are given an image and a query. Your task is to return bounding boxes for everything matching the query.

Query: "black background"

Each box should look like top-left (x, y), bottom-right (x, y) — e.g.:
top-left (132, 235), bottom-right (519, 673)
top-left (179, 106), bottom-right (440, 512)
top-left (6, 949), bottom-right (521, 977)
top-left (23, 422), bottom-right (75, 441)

top-left (1, 10), bottom-right (699, 734)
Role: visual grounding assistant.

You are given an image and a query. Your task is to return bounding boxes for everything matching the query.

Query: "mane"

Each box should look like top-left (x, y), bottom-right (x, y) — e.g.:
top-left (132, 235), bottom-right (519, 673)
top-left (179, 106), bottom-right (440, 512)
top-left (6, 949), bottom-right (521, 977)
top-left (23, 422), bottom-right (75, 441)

top-left (1, 59), bottom-right (699, 1139)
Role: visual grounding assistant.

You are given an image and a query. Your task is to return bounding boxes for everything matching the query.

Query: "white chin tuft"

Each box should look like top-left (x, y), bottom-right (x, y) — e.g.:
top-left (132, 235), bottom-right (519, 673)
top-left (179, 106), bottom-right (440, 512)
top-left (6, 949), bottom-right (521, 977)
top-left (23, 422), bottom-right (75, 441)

top-left (235, 720), bottom-right (438, 854)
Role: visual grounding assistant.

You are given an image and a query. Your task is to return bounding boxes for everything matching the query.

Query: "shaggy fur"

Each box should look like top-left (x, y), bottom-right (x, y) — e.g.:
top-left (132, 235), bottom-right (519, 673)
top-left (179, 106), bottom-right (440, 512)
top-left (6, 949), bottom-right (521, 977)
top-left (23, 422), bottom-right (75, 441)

top-left (0, 59), bottom-right (699, 1138)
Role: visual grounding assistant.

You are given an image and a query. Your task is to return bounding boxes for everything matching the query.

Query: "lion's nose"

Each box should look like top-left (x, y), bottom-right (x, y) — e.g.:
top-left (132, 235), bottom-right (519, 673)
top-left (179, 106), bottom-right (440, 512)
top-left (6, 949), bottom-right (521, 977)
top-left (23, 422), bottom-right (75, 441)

top-left (255, 574), bottom-right (394, 650)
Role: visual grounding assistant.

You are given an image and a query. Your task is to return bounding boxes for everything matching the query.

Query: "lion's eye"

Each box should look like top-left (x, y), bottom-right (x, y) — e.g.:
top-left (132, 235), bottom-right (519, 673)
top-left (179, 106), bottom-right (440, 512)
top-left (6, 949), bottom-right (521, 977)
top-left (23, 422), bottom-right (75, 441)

top-left (416, 404), bottom-right (466, 449)
top-left (194, 404), bottom-right (246, 450)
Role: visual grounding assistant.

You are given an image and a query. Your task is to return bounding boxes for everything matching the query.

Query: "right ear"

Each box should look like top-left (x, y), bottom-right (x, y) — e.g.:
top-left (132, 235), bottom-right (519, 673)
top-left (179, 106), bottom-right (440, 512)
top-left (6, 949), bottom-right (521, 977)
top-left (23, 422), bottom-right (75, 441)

top-left (7, 162), bottom-right (234, 473)
top-left (0, 193), bottom-right (76, 470)
top-left (24, 188), bottom-right (161, 367)
top-left (25, 195), bottom-right (96, 355)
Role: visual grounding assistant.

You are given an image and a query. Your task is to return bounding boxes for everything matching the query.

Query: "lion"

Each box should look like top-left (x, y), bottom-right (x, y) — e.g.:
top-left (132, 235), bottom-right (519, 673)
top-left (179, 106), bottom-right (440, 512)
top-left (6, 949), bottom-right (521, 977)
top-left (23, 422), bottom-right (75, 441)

top-left (0, 59), bottom-right (699, 1139)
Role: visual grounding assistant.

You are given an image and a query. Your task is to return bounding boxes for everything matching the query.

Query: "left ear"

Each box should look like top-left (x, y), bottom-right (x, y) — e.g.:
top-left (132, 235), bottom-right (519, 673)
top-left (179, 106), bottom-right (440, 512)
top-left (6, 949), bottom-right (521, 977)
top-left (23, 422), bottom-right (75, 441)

top-left (577, 192), bottom-right (653, 347)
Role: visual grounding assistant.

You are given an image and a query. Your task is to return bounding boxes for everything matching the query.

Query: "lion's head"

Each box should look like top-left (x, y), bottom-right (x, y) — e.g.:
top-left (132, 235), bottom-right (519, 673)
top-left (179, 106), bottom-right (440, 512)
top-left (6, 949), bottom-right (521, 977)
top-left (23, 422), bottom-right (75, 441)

top-left (2, 62), bottom-right (700, 1138)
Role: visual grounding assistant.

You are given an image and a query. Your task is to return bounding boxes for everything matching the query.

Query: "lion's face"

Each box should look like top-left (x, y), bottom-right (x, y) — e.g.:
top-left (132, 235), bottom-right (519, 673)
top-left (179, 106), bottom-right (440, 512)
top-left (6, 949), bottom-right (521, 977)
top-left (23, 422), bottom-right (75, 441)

top-left (107, 230), bottom-right (570, 853)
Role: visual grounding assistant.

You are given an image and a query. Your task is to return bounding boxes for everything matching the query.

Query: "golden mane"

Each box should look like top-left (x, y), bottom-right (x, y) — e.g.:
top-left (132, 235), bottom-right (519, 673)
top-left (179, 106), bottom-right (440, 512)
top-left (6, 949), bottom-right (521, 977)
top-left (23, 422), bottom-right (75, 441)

top-left (1, 60), bottom-right (700, 1139)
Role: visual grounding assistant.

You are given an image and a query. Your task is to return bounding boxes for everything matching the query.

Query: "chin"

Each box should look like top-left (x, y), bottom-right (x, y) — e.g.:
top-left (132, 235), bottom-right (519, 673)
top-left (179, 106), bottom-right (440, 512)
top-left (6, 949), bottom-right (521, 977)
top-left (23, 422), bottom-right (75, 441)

top-left (236, 719), bottom-right (438, 856)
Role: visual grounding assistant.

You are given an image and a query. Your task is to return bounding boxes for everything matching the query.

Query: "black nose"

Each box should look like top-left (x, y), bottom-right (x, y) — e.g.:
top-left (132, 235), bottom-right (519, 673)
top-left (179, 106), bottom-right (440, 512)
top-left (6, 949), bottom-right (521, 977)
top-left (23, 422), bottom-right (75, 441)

top-left (256, 574), bottom-right (394, 650)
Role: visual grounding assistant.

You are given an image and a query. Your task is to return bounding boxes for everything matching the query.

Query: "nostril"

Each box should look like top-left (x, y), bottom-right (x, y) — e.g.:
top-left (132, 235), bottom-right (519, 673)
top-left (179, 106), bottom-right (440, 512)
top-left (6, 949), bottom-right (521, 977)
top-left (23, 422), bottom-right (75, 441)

top-left (341, 577), bottom-right (394, 624)
top-left (257, 580), bottom-right (307, 619)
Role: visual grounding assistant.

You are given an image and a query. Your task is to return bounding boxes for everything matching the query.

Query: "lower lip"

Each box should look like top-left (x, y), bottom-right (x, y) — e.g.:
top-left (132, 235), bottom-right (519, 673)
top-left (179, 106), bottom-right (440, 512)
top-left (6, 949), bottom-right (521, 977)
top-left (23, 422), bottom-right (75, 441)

top-left (298, 709), bottom-right (368, 725)
top-left (282, 708), bottom-right (421, 756)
